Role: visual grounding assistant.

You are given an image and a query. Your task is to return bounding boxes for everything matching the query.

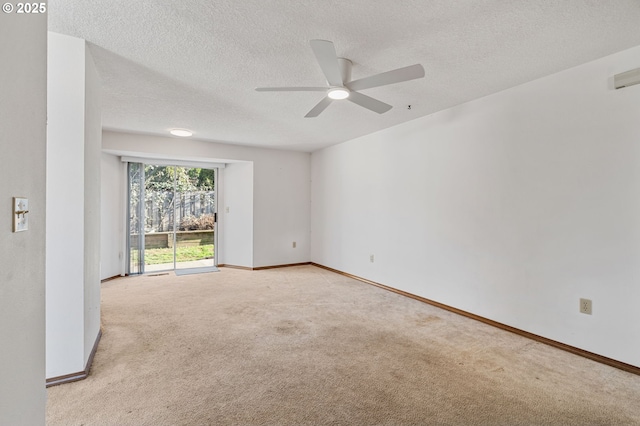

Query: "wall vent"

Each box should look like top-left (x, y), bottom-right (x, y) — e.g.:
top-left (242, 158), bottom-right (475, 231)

top-left (614, 68), bottom-right (640, 89)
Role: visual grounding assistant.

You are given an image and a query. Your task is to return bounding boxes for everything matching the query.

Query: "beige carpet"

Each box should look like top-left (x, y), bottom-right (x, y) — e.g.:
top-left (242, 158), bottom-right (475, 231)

top-left (47, 265), bottom-right (640, 425)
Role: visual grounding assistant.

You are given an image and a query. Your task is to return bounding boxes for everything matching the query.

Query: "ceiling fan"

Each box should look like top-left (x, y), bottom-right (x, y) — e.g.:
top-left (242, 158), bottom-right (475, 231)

top-left (256, 39), bottom-right (425, 118)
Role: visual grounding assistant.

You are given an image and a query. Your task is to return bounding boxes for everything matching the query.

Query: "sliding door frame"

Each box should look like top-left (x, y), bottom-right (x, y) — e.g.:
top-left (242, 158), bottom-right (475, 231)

top-left (126, 162), bottom-right (146, 274)
top-left (125, 159), bottom-right (224, 275)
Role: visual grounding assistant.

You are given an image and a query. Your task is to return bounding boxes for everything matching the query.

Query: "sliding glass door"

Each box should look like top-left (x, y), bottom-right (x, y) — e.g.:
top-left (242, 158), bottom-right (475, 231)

top-left (128, 163), bottom-right (217, 274)
top-left (174, 167), bottom-right (216, 271)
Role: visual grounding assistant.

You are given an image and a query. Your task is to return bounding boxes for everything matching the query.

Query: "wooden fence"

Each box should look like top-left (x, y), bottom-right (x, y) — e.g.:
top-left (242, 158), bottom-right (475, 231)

top-left (144, 190), bottom-right (215, 232)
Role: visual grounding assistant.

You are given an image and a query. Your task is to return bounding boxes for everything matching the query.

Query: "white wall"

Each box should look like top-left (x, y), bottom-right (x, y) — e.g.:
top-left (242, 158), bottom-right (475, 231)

top-left (100, 153), bottom-right (125, 279)
top-left (253, 151), bottom-right (311, 267)
top-left (102, 131), bottom-right (311, 268)
top-left (311, 45), bottom-right (640, 368)
top-left (220, 162), bottom-right (254, 267)
top-left (0, 10), bottom-right (47, 425)
top-left (46, 32), bottom-right (86, 378)
top-left (83, 44), bottom-right (102, 362)
top-left (46, 32), bottom-right (102, 378)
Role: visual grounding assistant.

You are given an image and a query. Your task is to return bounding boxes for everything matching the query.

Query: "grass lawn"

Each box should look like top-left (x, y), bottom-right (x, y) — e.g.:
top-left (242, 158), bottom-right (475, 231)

top-left (141, 244), bottom-right (214, 265)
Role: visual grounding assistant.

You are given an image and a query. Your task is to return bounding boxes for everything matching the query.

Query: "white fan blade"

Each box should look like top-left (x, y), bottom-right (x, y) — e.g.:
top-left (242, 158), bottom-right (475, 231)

top-left (305, 96), bottom-right (333, 118)
top-left (309, 40), bottom-right (344, 87)
top-left (347, 91), bottom-right (392, 114)
top-left (346, 64), bottom-right (425, 91)
top-left (256, 87), bottom-right (327, 92)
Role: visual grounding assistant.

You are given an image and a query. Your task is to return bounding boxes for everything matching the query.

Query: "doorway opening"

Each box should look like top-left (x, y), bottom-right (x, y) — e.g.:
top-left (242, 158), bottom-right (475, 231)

top-left (127, 162), bottom-right (218, 275)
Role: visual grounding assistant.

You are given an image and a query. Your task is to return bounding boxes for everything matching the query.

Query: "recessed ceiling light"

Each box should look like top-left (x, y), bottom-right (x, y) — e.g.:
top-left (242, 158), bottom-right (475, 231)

top-left (327, 87), bottom-right (350, 100)
top-left (170, 129), bottom-right (193, 137)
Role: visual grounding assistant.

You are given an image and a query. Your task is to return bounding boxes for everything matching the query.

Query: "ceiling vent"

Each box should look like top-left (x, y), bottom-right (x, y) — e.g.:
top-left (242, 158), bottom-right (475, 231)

top-left (614, 68), bottom-right (640, 89)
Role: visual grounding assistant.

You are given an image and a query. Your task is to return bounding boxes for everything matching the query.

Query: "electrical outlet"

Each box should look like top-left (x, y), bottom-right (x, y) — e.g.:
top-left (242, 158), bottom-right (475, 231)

top-left (370, 254), bottom-right (374, 263)
top-left (292, 241), bottom-right (296, 248)
top-left (579, 298), bottom-right (592, 315)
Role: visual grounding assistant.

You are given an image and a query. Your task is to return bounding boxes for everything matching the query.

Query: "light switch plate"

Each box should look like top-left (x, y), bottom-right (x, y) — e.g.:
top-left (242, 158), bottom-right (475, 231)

top-left (13, 197), bottom-right (29, 232)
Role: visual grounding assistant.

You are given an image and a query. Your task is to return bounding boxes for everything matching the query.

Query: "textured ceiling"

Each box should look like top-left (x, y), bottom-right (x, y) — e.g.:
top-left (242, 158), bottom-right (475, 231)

top-left (49, 1), bottom-right (640, 152)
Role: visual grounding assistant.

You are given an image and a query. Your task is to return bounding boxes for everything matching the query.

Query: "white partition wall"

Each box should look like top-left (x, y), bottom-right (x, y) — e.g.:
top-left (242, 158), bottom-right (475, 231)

top-left (311, 45), bottom-right (640, 368)
top-left (0, 10), bottom-right (47, 425)
top-left (83, 42), bottom-right (102, 363)
top-left (46, 32), bottom-right (102, 380)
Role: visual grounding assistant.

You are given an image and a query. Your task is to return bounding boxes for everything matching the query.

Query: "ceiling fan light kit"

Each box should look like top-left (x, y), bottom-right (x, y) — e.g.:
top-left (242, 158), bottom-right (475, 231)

top-left (256, 39), bottom-right (425, 117)
top-left (328, 87), bottom-right (350, 100)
